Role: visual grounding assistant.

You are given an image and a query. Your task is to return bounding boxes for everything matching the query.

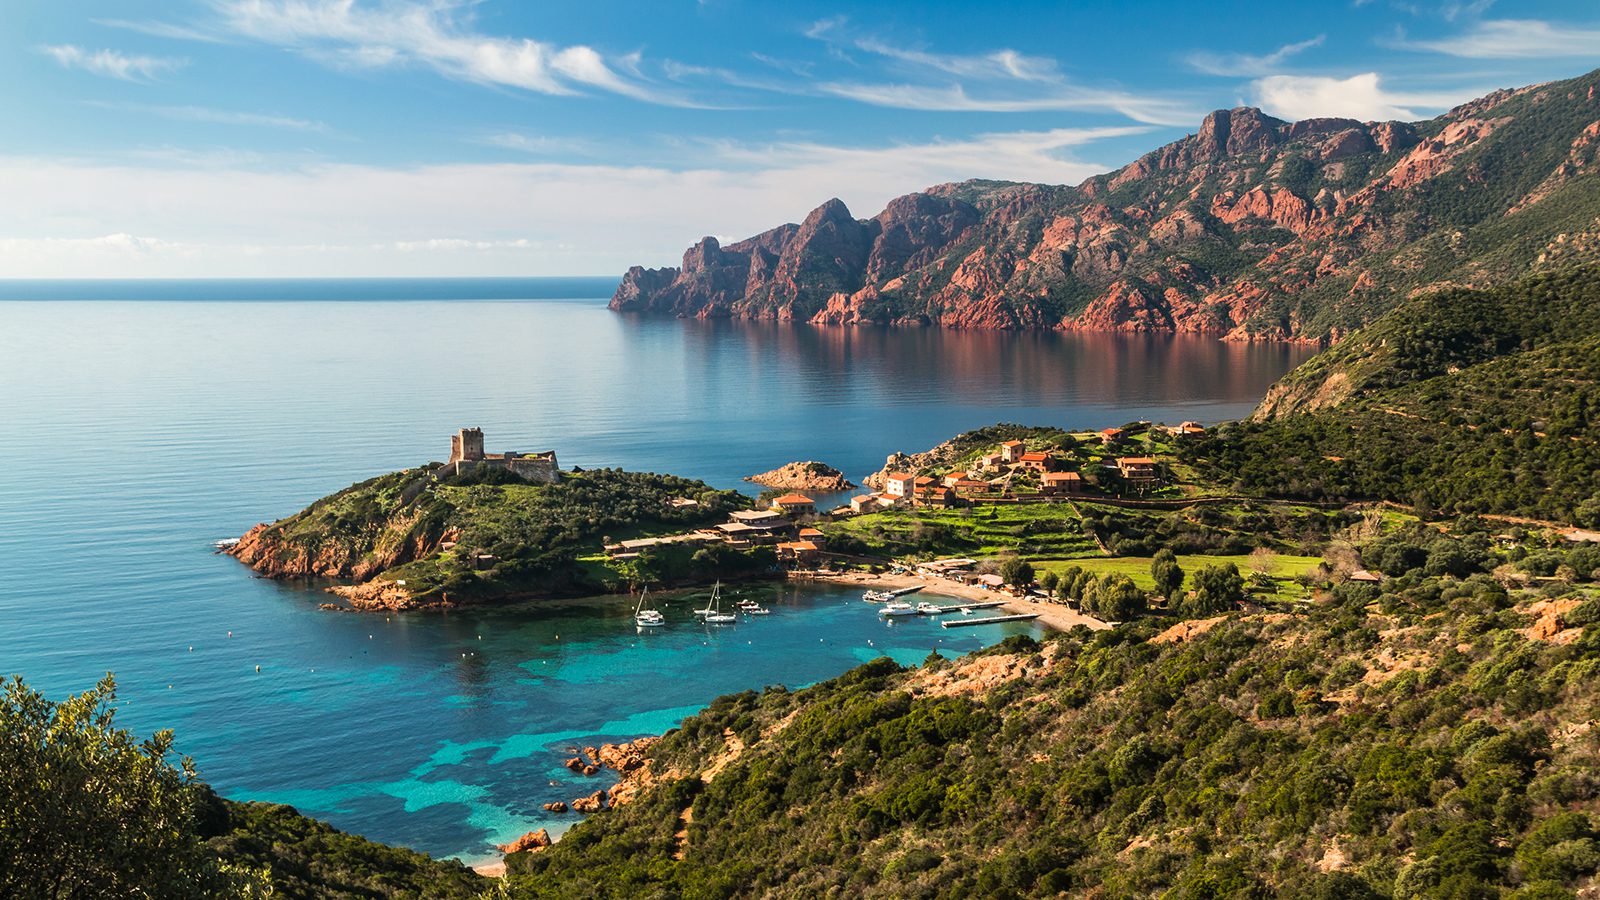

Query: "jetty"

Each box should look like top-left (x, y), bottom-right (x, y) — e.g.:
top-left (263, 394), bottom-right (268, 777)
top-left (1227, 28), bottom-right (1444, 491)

top-left (940, 612), bottom-right (1041, 629)
top-left (919, 600), bottom-right (1007, 614)
top-left (863, 585), bottom-right (927, 602)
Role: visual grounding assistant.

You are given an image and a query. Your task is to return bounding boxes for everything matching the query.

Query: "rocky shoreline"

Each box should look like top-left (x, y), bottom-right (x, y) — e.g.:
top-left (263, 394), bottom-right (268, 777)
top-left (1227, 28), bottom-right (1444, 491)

top-left (482, 736), bottom-right (663, 875)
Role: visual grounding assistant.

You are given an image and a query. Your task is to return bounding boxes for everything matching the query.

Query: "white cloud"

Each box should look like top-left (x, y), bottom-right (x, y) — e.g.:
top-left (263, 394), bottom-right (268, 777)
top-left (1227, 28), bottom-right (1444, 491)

top-left (89, 101), bottom-right (328, 132)
top-left (1394, 18), bottom-right (1600, 58)
top-left (43, 45), bottom-right (184, 81)
top-left (1186, 35), bottom-right (1325, 77)
top-left (802, 21), bottom-right (1193, 126)
top-left (0, 127), bottom-right (1139, 277)
top-left (93, 18), bottom-right (228, 43)
top-left (816, 82), bottom-right (1196, 126)
top-left (214, 0), bottom-right (695, 105)
top-left (852, 38), bottom-right (1058, 83)
top-left (1250, 71), bottom-right (1477, 121)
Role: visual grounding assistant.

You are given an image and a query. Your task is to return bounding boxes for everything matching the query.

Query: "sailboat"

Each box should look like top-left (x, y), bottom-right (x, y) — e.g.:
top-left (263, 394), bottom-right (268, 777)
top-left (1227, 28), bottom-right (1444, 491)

top-left (634, 588), bottom-right (665, 627)
top-left (693, 582), bottom-right (720, 618)
top-left (702, 583), bottom-right (737, 624)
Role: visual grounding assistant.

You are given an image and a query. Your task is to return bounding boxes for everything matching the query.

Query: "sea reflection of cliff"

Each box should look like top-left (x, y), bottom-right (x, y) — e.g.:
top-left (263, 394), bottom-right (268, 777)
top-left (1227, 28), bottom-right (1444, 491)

top-left (643, 316), bottom-right (1314, 414)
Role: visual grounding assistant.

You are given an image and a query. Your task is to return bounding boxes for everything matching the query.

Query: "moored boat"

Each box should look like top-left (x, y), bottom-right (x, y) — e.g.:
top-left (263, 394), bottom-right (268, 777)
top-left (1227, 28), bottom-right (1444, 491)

top-left (634, 589), bottom-right (666, 627)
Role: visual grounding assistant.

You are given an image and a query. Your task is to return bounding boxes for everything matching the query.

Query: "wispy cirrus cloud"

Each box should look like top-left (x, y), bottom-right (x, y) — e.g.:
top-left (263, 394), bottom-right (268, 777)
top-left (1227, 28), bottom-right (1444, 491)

top-left (1185, 35), bottom-right (1325, 77)
top-left (43, 45), bottom-right (185, 81)
top-left (211, 0), bottom-right (697, 106)
top-left (1391, 18), bottom-right (1600, 58)
top-left (89, 101), bottom-right (329, 132)
top-left (1251, 71), bottom-right (1478, 120)
top-left (92, 18), bottom-right (229, 43)
top-left (801, 20), bottom-right (1195, 126)
top-left (704, 124), bottom-right (1152, 188)
top-left (816, 81), bottom-right (1195, 126)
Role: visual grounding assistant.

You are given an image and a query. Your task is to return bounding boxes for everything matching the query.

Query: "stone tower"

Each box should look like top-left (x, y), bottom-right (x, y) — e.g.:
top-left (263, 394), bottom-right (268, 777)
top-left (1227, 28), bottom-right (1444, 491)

top-left (450, 427), bottom-right (485, 464)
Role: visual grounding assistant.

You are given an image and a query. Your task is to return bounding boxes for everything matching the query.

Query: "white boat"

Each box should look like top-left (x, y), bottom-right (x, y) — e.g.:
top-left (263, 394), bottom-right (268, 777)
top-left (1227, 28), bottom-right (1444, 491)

top-left (878, 601), bottom-right (918, 617)
top-left (862, 590), bottom-right (892, 603)
top-left (633, 589), bottom-right (666, 627)
top-left (703, 584), bottom-right (737, 624)
top-left (739, 599), bottom-right (771, 615)
top-left (694, 582), bottom-right (721, 617)
top-left (916, 602), bottom-right (947, 615)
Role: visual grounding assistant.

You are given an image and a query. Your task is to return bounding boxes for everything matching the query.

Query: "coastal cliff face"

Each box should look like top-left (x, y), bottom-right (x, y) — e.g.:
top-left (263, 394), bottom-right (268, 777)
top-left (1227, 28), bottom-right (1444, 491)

top-left (227, 517), bottom-right (443, 582)
top-left (613, 69), bottom-right (1600, 341)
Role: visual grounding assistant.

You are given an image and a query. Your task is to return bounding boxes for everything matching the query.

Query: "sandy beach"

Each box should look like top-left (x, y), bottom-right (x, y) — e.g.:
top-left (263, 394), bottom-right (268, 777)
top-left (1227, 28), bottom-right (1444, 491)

top-left (799, 570), bottom-right (1110, 633)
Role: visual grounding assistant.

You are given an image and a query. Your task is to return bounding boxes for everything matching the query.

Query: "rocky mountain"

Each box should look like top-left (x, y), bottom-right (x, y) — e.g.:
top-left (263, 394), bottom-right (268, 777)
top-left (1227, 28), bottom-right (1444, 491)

top-left (612, 68), bottom-right (1600, 341)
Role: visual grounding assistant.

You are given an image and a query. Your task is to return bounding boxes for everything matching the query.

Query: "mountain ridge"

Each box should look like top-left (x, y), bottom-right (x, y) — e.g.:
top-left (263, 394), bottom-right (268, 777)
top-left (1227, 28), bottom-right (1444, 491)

top-left (612, 68), bottom-right (1600, 341)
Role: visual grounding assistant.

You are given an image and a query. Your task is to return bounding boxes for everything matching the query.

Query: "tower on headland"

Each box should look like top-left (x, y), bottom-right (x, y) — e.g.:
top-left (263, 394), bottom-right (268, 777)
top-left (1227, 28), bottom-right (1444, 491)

top-left (449, 427), bottom-right (486, 464)
top-left (441, 428), bottom-right (559, 483)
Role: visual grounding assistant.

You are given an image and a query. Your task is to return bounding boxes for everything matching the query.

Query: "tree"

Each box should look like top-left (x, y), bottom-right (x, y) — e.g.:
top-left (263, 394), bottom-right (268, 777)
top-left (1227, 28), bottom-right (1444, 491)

top-left (1088, 574), bottom-right (1145, 621)
top-left (1248, 546), bottom-right (1277, 576)
top-left (1184, 563), bottom-right (1246, 617)
top-left (0, 674), bottom-right (257, 898)
top-left (1039, 571), bottom-right (1060, 594)
top-left (999, 557), bottom-right (1036, 588)
top-left (1151, 548), bottom-right (1185, 599)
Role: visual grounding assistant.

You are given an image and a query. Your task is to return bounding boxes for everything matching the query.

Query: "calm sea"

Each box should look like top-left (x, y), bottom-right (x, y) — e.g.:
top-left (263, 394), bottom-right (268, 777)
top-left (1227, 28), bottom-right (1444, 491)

top-left (0, 278), bottom-right (1315, 863)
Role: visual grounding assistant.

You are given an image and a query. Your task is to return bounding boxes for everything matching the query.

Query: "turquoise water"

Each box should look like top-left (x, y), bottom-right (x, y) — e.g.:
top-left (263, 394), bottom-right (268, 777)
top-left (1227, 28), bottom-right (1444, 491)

top-left (0, 280), bottom-right (1314, 862)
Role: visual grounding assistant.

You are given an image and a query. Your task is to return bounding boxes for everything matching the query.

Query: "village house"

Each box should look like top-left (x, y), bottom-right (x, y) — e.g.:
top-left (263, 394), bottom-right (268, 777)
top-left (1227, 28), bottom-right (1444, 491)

top-left (1017, 451), bottom-right (1057, 473)
top-left (797, 526), bottom-right (825, 546)
top-left (770, 493), bottom-right (816, 517)
top-left (1040, 471), bottom-right (1084, 495)
top-left (1116, 456), bottom-right (1160, 486)
top-left (775, 540), bottom-right (822, 567)
top-left (945, 476), bottom-right (993, 496)
top-left (1170, 421), bottom-right (1205, 439)
top-left (714, 522), bottom-right (765, 548)
top-left (884, 472), bottom-right (916, 498)
top-left (917, 558), bottom-right (978, 578)
top-left (1099, 427), bottom-right (1124, 445)
top-left (978, 451), bottom-right (1005, 470)
top-left (914, 484), bottom-right (959, 508)
top-left (729, 508), bottom-right (790, 528)
top-left (604, 532), bottom-right (719, 559)
top-left (1000, 440), bottom-right (1027, 464)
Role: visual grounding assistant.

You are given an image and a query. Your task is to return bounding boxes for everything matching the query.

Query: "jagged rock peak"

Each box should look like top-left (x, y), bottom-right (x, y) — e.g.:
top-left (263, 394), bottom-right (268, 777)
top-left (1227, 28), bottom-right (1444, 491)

top-left (1196, 107), bottom-right (1289, 158)
top-left (804, 197), bottom-right (856, 226)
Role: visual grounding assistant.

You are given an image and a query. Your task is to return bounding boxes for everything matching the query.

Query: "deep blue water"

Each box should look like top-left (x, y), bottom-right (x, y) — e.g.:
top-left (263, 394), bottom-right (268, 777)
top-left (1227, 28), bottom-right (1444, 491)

top-left (0, 280), bottom-right (1314, 863)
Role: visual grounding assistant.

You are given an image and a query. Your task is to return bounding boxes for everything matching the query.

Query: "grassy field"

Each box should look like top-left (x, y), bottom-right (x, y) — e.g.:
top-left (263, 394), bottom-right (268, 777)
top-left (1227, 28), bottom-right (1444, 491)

top-left (823, 503), bottom-right (1101, 558)
top-left (1036, 552), bottom-right (1324, 596)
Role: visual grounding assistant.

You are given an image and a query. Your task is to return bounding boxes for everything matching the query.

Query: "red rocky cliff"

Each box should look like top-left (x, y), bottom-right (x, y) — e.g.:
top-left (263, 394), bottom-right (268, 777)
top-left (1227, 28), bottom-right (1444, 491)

top-left (611, 69), bottom-right (1600, 341)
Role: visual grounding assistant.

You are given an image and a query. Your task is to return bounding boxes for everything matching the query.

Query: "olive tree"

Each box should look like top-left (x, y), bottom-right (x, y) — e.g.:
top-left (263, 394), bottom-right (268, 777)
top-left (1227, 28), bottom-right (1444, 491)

top-left (0, 674), bottom-right (260, 898)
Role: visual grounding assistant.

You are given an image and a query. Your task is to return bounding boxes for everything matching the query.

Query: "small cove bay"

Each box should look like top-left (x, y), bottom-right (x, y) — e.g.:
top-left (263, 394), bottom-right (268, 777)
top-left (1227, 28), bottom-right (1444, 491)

top-left (0, 278), bottom-right (1315, 863)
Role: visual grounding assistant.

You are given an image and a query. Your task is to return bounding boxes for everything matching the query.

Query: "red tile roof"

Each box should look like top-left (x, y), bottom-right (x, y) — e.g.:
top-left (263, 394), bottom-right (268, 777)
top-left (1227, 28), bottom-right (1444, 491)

top-left (1118, 456), bottom-right (1157, 465)
top-left (772, 493), bottom-right (815, 505)
top-left (886, 472), bottom-right (915, 481)
top-left (1019, 452), bottom-right (1049, 462)
top-left (1001, 440), bottom-right (1025, 447)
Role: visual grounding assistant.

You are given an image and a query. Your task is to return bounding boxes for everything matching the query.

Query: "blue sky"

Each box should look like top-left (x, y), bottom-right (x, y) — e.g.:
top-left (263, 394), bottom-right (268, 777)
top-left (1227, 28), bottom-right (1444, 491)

top-left (3, 0), bottom-right (1598, 277)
